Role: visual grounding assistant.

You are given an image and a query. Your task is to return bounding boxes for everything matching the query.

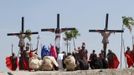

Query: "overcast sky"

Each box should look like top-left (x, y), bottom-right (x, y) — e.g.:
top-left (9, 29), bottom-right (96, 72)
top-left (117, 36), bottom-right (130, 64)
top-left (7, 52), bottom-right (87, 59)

top-left (0, 0), bottom-right (134, 71)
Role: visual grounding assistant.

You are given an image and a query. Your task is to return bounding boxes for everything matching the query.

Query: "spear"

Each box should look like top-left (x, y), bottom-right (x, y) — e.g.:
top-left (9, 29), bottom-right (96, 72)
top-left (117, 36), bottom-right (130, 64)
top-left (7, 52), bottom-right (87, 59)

top-left (36, 35), bottom-right (40, 51)
top-left (11, 44), bottom-right (13, 55)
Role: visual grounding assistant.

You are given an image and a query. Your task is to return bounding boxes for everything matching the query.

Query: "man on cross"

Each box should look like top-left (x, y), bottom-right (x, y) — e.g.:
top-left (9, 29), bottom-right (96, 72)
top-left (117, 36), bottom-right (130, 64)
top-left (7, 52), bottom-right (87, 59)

top-left (7, 17), bottom-right (38, 70)
top-left (101, 30), bottom-right (111, 43)
top-left (100, 29), bottom-right (114, 53)
top-left (89, 13), bottom-right (124, 58)
top-left (18, 34), bottom-right (26, 50)
top-left (41, 14), bottom-right (75, 54)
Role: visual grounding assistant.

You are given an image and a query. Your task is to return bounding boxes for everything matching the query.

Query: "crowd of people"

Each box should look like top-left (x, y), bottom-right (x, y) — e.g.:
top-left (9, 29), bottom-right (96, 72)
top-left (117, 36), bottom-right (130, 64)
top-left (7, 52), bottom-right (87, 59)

top-left (5, 42), bottom-right (123, 71)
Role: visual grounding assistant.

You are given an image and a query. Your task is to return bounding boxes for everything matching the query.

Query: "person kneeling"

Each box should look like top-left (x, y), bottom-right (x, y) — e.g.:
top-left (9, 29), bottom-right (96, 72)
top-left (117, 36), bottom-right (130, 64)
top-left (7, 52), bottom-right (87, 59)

top-left (41, 56), bottom-right (59, 71)
top-left (64, 54), bottom-right (77, 71)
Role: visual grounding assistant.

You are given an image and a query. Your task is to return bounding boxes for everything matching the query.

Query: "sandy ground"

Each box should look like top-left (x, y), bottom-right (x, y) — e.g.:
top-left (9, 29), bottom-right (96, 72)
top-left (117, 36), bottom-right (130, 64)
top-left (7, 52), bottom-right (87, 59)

top-left (1, 68), bottom-right (134, 75)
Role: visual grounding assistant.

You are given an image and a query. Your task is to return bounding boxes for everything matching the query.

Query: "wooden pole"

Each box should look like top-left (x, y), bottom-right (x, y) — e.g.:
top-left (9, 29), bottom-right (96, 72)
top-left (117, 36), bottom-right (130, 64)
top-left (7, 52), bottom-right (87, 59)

top-left (21, 17), bottom-right (24, 33)
top-left (105, 13), bottom-right (109, 30)
top-left (57, 14), bottom-right (60, 29)
top-left (120, 24), bottom-right (127, 68)
top-left (120, 24), bottom-right (123, 68)
top-left (36, 35), bottom-right (40, 50)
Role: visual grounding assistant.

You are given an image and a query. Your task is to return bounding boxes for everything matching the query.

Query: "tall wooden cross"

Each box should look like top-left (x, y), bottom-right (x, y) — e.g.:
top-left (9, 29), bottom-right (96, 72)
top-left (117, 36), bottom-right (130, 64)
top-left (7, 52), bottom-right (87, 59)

top-left (41, 14), bottom-right (75, 54)
top-left (89, 13), bottom-right (124, 58)
top-left (7, 17), bottom-right (38, 51)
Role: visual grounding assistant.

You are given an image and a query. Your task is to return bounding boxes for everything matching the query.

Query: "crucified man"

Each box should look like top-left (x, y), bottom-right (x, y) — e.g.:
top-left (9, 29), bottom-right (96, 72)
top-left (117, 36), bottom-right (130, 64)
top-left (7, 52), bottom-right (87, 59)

top-left (18, 34), bottom-right (26, 51)
top-left (101, 31), bottom-right (112, 51)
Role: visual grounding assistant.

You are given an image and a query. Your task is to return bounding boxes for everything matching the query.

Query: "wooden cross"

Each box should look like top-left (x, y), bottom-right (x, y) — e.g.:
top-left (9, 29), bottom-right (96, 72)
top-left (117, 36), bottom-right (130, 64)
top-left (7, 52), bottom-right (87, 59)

top-left (41, 14), bottom-right (75, 54)
top-left (7, 17), bottom-right (38, 51)
top-left (89, 13), bottom-right (124, 58)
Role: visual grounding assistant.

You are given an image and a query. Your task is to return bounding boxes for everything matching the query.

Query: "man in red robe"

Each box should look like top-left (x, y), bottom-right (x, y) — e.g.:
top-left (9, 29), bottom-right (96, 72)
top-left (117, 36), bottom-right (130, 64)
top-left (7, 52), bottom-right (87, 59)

top-left (6, 53), bottom-right (18, 71)
top-left (107, 49), bottom-right (119, 69)
top-left (125, 46), bottom-right (134, 68)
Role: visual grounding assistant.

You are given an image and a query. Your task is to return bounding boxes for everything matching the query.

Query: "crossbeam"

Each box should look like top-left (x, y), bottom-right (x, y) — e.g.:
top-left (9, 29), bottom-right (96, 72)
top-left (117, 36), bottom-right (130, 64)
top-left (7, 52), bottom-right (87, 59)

top-left (7, 32), bottom-right (38, 36)
top-left (7, 17), bottom-right (38, 36)
top-left (41, 14), bottom-right (75, 33)
top-left (89, 30), bottom-right (124, 32)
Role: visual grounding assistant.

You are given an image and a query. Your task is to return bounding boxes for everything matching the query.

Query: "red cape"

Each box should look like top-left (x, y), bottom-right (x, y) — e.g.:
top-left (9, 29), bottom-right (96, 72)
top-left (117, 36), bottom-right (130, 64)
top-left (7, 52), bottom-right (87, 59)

top-left (5, 56), bottom-right (18, 71)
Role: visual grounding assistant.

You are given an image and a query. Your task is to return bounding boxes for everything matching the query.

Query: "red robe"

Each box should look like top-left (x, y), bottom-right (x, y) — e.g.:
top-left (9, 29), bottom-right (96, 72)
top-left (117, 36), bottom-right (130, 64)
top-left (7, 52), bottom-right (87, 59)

top-left (108, 53), bottom-right (119, 69)
top-left (50, 45), bottom-right (57, 59)
top-left (125, 52), bottom-right (134, 68)
top-left (112, 55), bottom-right (119, 68)
top-left (131, 50), bottom-right (134, 64)
top-left (19, 50), bottom-right (29, 70)
top-left (5, 56), bottom-right (18, 71)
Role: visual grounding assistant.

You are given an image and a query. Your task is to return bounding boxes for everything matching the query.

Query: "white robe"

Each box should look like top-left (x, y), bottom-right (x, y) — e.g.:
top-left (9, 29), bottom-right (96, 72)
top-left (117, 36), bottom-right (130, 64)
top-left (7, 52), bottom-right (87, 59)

top-left (41, 56), bottom-right (59, 71)
top-left (64, 55), bottom-right (76, 71)
top-left (29, 52), bottom-right (42, 70)
top-left (57, 53), bottom-right (64, 69)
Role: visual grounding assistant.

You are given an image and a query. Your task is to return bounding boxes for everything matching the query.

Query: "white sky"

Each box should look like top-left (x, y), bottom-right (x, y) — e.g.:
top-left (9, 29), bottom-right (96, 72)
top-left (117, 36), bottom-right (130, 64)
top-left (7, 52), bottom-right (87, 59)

top-left (0, 0), bottom-right (134, 71)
